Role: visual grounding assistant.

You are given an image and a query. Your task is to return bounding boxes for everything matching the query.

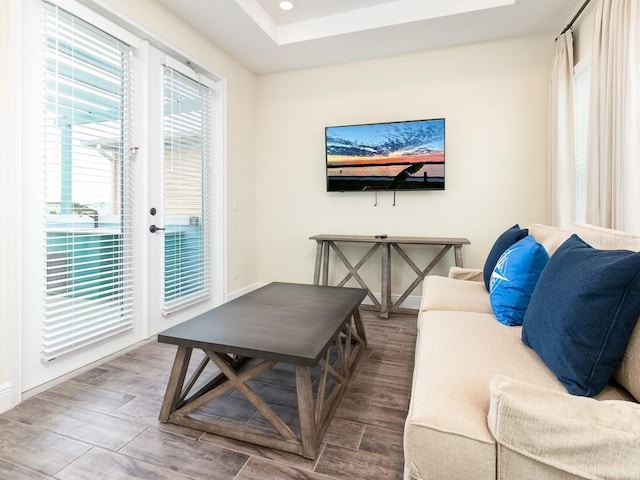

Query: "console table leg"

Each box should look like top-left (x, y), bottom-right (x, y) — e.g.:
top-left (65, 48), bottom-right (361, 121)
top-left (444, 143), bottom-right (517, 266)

top-left (380, 243), bottom-right (391, 319)
top-left (454, 245), bottom-right (464, 267)
top-left (313, 240), bottom-right (323, 285)
top-left (321, 241), bottom-right (330, 286)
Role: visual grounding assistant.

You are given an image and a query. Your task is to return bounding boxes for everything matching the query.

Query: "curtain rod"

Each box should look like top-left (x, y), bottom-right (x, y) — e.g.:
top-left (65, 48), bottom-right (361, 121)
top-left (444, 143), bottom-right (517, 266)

top-left (560, 0), bottom-right (593, 36)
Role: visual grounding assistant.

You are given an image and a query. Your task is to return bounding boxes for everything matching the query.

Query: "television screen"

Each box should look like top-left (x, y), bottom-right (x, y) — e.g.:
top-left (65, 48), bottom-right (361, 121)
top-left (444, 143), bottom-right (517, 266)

top-left (325, 118), bottom-right (445, 192)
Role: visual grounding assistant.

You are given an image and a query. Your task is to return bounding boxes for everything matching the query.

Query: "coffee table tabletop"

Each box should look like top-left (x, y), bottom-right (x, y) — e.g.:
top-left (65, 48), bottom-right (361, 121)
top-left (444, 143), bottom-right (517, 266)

top-left (157, 281), bottom-right (369, 459)
top-left (158, 282), bottom-right (367, 365)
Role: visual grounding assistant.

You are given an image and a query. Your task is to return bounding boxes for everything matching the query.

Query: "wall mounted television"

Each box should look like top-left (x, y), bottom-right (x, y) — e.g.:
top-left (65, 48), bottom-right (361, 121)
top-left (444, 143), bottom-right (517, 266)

top-left (325, 118), bottom-right (445, 192)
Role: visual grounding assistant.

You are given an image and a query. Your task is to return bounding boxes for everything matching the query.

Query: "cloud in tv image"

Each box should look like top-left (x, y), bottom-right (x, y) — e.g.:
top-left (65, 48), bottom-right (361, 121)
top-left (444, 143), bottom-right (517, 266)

top-left (326, 118), bottom-right (445, 191)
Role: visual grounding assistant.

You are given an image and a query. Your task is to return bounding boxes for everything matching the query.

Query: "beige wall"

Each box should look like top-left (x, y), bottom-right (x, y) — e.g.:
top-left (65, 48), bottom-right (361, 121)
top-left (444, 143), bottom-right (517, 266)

top-left (255, 33), bottom-right (553, 298)
top-left (94, 0), bottom-right (259, 294)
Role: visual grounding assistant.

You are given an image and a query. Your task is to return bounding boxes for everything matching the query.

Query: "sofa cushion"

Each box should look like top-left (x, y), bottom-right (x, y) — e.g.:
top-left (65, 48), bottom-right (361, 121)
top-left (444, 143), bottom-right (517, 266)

top-left (489, 236), bottom-right (549, 326)
top-left (420, 274), bottom-right (492, 314)
top-left (528, 223), bottom-right (572, 256)
top-left (569, 223), bottom-right (640, 402)
top-left (483, 224), bottom-right (529, 291)
top-left (522, 234), bottom-right (640, 396)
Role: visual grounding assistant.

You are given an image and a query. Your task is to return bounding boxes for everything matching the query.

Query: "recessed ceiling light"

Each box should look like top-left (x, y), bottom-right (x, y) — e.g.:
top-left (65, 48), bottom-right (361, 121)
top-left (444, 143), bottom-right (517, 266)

top-left (279, 0), bottom-right (295, 11)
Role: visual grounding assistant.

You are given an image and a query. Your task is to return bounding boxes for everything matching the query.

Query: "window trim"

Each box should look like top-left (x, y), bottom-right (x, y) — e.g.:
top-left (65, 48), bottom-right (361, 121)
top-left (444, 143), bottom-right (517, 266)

top-left (8, 0), bottom-right (26, 407)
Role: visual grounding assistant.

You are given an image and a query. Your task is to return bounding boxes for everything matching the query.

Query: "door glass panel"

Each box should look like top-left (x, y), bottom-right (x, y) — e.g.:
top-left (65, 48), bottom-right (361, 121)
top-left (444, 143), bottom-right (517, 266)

top-left (162, 67), bottom-right (211, 314)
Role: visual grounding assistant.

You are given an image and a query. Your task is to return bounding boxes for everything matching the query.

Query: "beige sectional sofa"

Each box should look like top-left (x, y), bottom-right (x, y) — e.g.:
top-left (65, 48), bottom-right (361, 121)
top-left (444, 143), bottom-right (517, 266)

top-left (403, 223), bottom-right (640, 480)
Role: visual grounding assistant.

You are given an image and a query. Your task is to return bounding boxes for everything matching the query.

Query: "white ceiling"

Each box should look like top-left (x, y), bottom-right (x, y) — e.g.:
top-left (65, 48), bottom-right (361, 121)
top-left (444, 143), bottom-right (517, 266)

top-left (156, 0), bottom-right (584, 73)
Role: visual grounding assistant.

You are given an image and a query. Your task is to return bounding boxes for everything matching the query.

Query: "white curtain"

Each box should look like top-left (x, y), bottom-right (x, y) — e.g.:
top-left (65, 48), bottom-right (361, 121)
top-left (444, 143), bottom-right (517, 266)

top-left (548, 31), bottom-right (576, 228)
top-left (586, 0), bottom-right (640, 233)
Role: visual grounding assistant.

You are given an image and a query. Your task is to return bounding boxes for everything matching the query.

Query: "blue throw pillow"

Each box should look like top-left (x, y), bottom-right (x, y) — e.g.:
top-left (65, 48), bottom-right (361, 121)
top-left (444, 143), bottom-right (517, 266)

top-left (483, 224), bottom-right (529, 291)
top-left (490, 235), bottom-right (549, 326)
top-left (522, 234), bottom-right (640, 396)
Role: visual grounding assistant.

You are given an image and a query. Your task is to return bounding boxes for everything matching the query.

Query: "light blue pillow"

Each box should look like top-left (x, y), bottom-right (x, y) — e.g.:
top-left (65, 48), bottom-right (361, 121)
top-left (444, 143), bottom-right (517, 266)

top-left (490, 235), bottom-right (549, 326)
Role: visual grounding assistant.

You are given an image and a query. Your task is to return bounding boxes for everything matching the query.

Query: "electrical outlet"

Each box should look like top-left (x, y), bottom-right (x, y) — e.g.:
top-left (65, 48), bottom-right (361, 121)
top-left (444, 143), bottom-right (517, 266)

top-left (232, 266), bottom-right (239, 279)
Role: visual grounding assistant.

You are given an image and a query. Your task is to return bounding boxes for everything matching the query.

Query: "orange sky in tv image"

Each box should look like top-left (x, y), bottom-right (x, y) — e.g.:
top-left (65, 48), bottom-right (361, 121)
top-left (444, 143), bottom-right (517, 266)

top-left (327, 152), bottom-right (444, 167)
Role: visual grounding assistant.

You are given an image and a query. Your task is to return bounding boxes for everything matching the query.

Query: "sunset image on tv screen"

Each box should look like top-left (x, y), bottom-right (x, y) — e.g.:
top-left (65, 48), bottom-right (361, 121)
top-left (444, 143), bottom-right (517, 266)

top-left (325, 118), bottom-right (445, 192)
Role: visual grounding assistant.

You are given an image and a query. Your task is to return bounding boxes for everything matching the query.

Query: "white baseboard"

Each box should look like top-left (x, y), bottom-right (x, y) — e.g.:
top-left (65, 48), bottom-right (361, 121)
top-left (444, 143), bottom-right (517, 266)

top-left (0, 383), bottom-right (12, 414)
top-left (226, 283), bottom-right (263, 302)
top-left (21, 337), bottom-right (158, 401)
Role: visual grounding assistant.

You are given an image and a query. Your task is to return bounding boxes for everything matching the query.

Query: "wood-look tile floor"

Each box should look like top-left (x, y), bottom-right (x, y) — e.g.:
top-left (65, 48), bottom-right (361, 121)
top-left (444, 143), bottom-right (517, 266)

top-left (0, 311), bottom-right (416, 480)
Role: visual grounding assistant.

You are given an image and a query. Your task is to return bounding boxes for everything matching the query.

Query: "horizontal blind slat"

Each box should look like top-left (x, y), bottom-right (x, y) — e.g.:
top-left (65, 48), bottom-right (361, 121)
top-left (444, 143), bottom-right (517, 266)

top-left (43, 304), bottom-right (134, 329)
top-left (42, 324), bottom-right (134, 362)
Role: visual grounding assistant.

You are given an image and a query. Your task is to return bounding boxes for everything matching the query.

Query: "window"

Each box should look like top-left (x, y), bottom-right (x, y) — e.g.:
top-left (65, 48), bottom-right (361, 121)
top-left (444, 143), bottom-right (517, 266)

top-left (41, 1), bottom-right (134, 361)
top-left (573, 59), bottom-right (590, 225)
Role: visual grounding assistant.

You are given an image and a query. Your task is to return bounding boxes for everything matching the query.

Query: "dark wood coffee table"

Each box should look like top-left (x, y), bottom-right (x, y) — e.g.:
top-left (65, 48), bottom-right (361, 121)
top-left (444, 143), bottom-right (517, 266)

top-left (157, 282), bottom-right (368, 459)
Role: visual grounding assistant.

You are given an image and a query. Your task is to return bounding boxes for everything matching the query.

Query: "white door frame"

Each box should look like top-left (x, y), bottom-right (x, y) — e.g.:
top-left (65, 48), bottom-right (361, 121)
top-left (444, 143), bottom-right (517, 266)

top-left (8, 0), bottom-right (25, 407)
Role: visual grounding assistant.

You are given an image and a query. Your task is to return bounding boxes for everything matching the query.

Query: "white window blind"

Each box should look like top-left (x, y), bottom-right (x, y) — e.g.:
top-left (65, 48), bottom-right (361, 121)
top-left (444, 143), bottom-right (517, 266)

top-left (42, 1), bottom-right (134, 362)
top-left (161, 66), bottom-right (211, 315)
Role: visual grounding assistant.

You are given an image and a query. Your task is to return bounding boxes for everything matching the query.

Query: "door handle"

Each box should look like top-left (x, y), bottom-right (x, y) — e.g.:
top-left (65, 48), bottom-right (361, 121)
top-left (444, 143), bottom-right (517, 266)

top-left (149, 225), bottom-right (166, 233)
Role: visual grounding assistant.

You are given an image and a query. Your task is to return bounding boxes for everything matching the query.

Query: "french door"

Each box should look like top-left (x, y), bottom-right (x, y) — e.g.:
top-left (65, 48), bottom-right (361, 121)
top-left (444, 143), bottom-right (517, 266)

top-left (20, 0), bottom-right (223, 392)
top-left (146, 53), bottom-right (218, 334)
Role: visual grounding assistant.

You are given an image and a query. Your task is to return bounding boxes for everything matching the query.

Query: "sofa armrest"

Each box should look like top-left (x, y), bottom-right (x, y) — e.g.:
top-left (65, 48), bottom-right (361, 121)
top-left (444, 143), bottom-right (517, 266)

top-left (448, 266), bottom-right (483, 282)
top-left (488, 375), bottom-right (640, 480)
top-left (420, 275), bottom-right (492, 313)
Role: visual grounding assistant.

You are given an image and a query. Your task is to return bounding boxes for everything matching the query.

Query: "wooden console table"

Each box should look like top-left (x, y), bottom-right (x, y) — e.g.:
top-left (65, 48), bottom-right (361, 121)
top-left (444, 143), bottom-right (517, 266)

top-left (310, 234), bottom-right (470, 319)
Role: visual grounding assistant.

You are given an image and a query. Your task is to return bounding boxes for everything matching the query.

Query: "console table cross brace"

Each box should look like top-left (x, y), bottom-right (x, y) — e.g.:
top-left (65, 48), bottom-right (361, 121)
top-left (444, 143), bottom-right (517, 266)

top-left (325, 241), bottom-right (381, 307)
top-left (390, 243), bottom-right (452, 311)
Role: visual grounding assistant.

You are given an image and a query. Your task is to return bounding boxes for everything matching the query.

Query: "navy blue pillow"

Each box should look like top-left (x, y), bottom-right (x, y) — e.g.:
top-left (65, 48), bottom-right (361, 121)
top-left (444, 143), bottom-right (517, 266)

top-left (522, 234), bottom-right (640, 396)
top-left (483, 224), bottom-right (529, 291)
top-left (490, 235), bottom-right (549, 326)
